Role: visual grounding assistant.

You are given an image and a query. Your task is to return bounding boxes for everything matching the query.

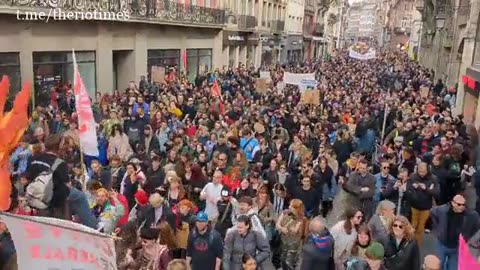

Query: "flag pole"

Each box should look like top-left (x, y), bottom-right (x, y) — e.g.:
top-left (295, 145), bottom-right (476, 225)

top-left (72, 49), bottom-right (87, 174)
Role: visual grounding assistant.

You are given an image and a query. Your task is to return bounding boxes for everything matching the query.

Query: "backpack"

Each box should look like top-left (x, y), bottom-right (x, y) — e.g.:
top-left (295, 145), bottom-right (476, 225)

top-left (26, 158), bottom-right (62, 210)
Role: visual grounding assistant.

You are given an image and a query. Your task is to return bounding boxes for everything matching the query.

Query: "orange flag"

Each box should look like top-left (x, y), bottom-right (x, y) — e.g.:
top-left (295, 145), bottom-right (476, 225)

top-left (0, 76), bottom-right (31, 211)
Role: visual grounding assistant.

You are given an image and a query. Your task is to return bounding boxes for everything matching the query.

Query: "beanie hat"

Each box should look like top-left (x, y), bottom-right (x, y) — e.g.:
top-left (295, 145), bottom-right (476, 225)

top-left (365, 241), bottom-right (385, 261)
top-left (134, 190), bottom-right (148, 206)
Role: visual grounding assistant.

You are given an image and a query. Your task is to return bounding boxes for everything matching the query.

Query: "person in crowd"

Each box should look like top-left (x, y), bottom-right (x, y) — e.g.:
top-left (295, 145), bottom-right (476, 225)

top-left (255, 185), bottom-right (275, 241)
top-left (167, 259), bottom-right (192, 270)
top-left (90, 188), bottom-right (118, 234)
top-left (108, 123), bottom-right (133, 162)
top-left (300, 216), bottom-right (335, 270)
top-left (423, 255), bottom-right (441, 270)
top-left (26, 134), bottom-right (70, 219)
top-left (90, 159), bottom-right (112, 190)
top-left (172, 199), bottom-right (197, 259)
top-left (363, 241), bottom-right (387, 270)
top-left (66, 178), bottom-right (98, 229)
top-left (405, 162), bottom-right (439, 244)
top-left (215, 187), bottom-right (234, 238)
top-left (330, 208), bottom-right (364, 269)
top-left (383, 167), bottom-right (410, 217)
top-left (200, 169), bottom-right (224, 220)
top-left (121, 227), bottom-right (171, 269)
top-left (223, 215), bottom-right (271, 270)
top-left (350, 224), bottom-right (373, 259)
top-left (275, 198), bottom-right (308, 270)
top-left (0, 219), bottom-right (15, 269)
top-left (373, 161), bottom-right (396, 206)
top-left (241, 254), bottom-right (258, 270)
top-left (186, 211), bottom-right (223, 270)
top-left (383, 215), bottom-right (421, 270)
top-left (343, 159), bottom-right (375, 220)
top-left (315, 157), bottom-right (337, 218)
top-left (232, 196), bottom-right (266, 238)
top-left (131, 193), bottom-right (177, 232)
top-left (128, 189), bottom-right (149, 221)
top-left (368, 200), bottom-right (396, 246)
top-left (430, 194), bottom-right (480, 270)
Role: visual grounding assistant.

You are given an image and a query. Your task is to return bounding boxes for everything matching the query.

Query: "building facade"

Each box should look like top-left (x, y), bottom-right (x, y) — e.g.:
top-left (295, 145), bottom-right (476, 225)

top-left (344, 0), bottom-right (379, 43)
top-left (259, 0), bottom-right (287, 66)
top-left (387, 0), bottom-right (415, 49)
top-left (303, 0), bottom-right (329, 61)
top-left (283, 0), bottom-right (305, 63)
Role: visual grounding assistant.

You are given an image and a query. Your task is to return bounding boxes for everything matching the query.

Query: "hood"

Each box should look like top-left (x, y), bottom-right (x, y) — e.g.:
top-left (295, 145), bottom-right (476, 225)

top-left (68, 187), bottom-right (84, 202)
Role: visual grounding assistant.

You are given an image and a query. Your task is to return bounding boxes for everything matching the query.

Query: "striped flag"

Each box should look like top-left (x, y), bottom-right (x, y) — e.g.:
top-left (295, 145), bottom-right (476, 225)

top-left (211, 79), bottom-right (221, 98)
top-left (73, 50), bottom-right (99, 156)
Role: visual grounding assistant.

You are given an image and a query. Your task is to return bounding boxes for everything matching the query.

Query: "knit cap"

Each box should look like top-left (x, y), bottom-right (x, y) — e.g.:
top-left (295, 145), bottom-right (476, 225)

top-left (365, 241), bottom-right (385, 260)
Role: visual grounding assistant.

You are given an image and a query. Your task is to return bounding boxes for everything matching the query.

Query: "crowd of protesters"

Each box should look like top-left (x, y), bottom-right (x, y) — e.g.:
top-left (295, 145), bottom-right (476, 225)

top-left (1, 49), bottom-right (480, 270)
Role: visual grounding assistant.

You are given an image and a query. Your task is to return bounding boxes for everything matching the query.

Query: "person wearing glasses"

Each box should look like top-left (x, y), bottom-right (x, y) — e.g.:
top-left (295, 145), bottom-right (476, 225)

top-left (343, 158), bottom-right (376, 220)
top-left (383, 216), bottom-right (420, 270)
top-left (330, 208), bottom-right (364, 270)
top-left (430, 194), bottom-right (480, 270)
top-left (373, 161), bottom-right (396, 206)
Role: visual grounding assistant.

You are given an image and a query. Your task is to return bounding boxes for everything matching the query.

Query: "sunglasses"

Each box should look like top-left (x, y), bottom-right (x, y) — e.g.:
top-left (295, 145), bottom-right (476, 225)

top-left (393, 223), bottom-right (404, 229)
top-left (354, 215), bottom-right (363, 219)
top-left (382, 166), bottom-right (389, 169)
top-left (453, 201), bottom-right (465, 207)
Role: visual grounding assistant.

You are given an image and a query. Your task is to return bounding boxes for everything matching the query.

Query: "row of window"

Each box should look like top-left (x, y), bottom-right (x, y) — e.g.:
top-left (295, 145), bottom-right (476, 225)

top-left (0, 49), bottom-right (213, 101)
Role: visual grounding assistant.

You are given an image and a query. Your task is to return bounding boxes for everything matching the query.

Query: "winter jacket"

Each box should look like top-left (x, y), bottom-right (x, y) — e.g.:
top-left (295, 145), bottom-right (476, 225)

top-left (367, 214), bottom-right (389, 247)
top-left (430, 204), bottom-right (480, 245)
top-left (300, 231), bottom-right (335, 270)
top-left (91, 201), bottom-right (117, 234)
top-left (68, 187), bottom-right (98, 229)
top-left (405, 173), bottom-right (439, 210)
top-left (384, 236), bottom-right (421, 270)
top-left (223, 229), bottom-right (271, 270)
top-left (373, 173), bottom-right (396, 203)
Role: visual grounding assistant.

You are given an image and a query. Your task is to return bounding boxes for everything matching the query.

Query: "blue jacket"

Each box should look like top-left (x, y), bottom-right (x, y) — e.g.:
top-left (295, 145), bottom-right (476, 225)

top-left (373, 173), bottom-right (396, 203)
top-left (68, 187), bottom-right (98, 229)
top-left (240, 137), bottom-right (260, 162)
top-left (430, 204), bottom-right (480, 245)
top-left (321, 176), bottom-right (338, 201)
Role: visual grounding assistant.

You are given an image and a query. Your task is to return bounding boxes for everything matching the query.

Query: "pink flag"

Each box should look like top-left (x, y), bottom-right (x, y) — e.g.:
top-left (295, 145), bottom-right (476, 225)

top-left (458, 234), bottom-right (479, 270)
top-left (73, 50), bottom-right (99, 157)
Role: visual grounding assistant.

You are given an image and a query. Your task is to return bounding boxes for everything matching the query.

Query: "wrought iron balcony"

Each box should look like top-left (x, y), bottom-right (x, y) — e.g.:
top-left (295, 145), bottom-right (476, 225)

top-left (238, 15), bottom-right (257, 30)
top-left (1, 0), bottom-right (226, 27)
top-left (270, 20), bottom-right (285, 33)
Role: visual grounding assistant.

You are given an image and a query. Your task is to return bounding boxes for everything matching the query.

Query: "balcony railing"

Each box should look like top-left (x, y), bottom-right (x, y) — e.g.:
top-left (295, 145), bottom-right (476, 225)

top-left (238, 15), bottom-right (257, 29)
top-left (270, 20), bottom-right (285, 33)
top-left (313, 22), bottom-right (324, 34)
top-left (1, 0), bottom-right (226, 26)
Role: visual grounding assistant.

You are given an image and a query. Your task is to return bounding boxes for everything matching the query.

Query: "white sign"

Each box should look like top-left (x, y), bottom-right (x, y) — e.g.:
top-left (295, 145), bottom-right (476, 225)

top-left (0, 213), bottom-right (117, 270)
top-left (228, 35), bottom-right (244, 41)
top-left (348, 48), bottom-right (376, 60)
top-left (260, 71), bottom-right (271, 79)
top-left (283, 72), bottom-right (316, 85)
top-left (299, 79), bottom-right (318, 93)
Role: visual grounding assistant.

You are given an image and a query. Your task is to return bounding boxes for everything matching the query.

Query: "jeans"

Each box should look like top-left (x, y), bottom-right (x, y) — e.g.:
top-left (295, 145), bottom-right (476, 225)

top-left (436, 242), bottom-right (458, 270)
top-left (410, 207), bottom-right (430, 245)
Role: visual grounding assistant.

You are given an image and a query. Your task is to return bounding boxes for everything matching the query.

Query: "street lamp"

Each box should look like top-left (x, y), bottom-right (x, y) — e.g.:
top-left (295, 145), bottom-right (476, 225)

top-left (435, 14), bottom-right (446, 30)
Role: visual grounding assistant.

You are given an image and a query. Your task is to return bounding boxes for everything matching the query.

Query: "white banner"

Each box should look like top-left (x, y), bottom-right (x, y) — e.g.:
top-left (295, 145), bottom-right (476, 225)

top-left (0, 213), bottom-right (117, 270)
top-left (73, 50), bottom-right (99, 157)
top-left (260, 71), bottom-right (271, 79)
top-left (283, 72), bottom-right (316, 85)
top-left (299, 79), bottom-right (318, 93)
top-left (348, 49), bottom-right (376, 60)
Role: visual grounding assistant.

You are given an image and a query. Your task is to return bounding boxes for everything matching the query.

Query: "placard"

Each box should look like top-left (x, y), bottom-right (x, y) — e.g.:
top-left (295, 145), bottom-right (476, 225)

top-left (420, 86), bottom-right (430, 98)
top-left (302, 90), bottom-right (320, 105)
top-left (255, 78), bottom-right (268, 94)
top-left (299, 79), bottom-right (318, 93)
top-left (0, 213), bottom-right (117, 270)
top-left (260, 71), bottom-right (271, 79)
top-left (151, 66), bottom-right (165, 83)
top-left (283, 72), bottom-right (315, 85)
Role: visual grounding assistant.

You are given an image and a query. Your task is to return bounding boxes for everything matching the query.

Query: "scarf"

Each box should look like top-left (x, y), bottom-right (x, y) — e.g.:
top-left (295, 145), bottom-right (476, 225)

top-left (311, 233), bottom-right (332, 251)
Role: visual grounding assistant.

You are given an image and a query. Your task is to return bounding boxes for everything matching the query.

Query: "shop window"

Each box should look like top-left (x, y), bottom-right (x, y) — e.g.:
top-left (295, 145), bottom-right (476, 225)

top-left (33, 51), bottom-right (96, 106)
top-left (186, 48), bottom-right (212, 81)
top-left (0, 53), bottom-right (21, 110)
top-left (147, 49), bottom-right (181, 80)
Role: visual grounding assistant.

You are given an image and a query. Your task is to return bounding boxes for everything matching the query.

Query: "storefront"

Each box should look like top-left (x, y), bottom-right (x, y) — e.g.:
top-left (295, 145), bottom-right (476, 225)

top-left (33, 51), bottom-right (96, 105)
top-left (261, 35), bottom-right (283, 66)
top-left (461, 70), bottom-right (480, 124)
top-left (223, 31), bottom-right (259, 67)
top-left (186, 49), bottom-right (212, 80)
top-left (0, 53), bottom-right (21, 105)
top-left (147, 49), bottom-right (181, 73)
top-left (281, 35), bottom-right (303, 64)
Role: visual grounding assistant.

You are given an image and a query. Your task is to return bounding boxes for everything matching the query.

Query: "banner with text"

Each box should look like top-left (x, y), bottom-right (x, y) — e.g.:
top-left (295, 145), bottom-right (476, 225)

top-left (0, 213), bottom-right (117, 270)
top-left (348, 49), bottom-right (376, 60)
top-left (283, 72), bottom-right (315, 85)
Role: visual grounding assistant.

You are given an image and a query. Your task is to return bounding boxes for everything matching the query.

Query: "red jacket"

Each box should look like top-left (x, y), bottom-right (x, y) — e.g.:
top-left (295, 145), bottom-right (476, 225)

top-left (222, 175), bottom-right (239, 192)
top-left (112, 194), bottom-right (129, 227)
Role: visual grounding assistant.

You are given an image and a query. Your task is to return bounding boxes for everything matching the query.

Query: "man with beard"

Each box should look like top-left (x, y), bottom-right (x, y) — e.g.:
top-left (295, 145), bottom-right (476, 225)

top-left (215, 187), bottom-right (234, 238)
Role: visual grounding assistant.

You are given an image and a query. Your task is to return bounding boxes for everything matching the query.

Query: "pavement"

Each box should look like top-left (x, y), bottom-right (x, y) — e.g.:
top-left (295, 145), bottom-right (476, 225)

top-left (421, 232), bottom-right (439, 259)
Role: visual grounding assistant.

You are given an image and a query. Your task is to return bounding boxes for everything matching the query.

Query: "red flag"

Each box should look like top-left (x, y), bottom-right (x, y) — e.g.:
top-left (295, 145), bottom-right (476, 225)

top-left (211, 79), bottom-right (221, 98)
top-left (182, 49), bottom-right (187, 70)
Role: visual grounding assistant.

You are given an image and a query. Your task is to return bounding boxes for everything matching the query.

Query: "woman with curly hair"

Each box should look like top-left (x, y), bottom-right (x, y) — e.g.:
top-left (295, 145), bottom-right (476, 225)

top-left (383, 215), bottom-right (421, 270)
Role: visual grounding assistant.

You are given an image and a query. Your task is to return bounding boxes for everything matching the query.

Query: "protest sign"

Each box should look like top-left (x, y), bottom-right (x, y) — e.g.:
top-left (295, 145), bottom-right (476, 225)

top-left (260, 71), bottom-right (271, 79)
top-left (151, 66), bottom-right (165, 83)
top-left (299, 79), bottom-right (318, 93)
top-left (0, 213), bottom-right (117, 270)
top-left (283, 72), bottom-right (315, 85)
top-left (255, 78), bottom-right (268, 94)
top-left (420, 86), bottom-right (430, 98)
top-left (348, 49), bottom-right (376, 60)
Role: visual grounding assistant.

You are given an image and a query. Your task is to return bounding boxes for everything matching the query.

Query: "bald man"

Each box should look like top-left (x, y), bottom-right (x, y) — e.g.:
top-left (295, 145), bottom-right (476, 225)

top-left (423, 255), bottom-right (440, 270)
top-left (430, 194), bottom-right (480, 270)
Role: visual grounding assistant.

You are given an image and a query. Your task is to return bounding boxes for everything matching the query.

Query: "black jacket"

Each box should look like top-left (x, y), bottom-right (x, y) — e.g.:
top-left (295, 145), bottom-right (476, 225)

top-left (384, 236), bottom-right (421, 270)
top-left (405, 173), bottom-right (439, 210)
top-left (300, 231), bottom-right (335, 270)
top-left (26, 152), bottom-right (70, 208)
top-left (135, 204), bottom-right (177, 232)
